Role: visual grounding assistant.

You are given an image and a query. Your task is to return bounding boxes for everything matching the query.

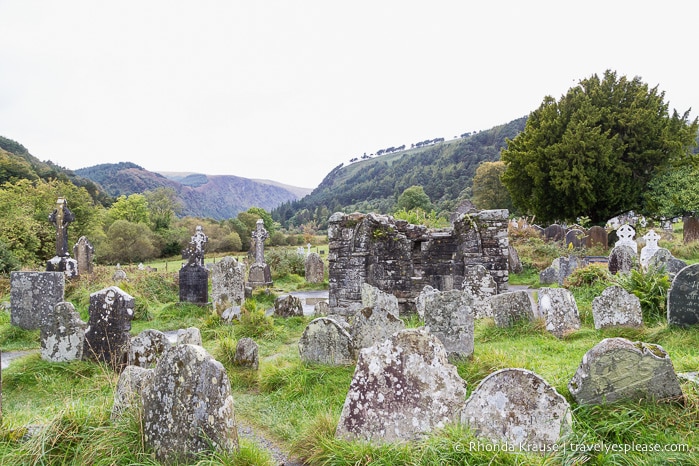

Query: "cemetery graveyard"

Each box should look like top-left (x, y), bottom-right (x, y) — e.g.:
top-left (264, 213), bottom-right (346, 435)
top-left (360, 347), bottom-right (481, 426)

top-left (0, 206), bottom-right (698, 464)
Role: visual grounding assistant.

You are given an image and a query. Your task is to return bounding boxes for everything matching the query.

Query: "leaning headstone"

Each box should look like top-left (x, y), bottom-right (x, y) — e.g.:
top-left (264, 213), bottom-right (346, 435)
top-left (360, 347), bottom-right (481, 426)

top-left (487, 291), bottom-right (534, 327)
top-left (83, 286), bottom-right (135, 371)
top-left (298, 317), bottom-right (355, 365)
top-left (639, 230), bottom-right (661, 270)
top-left (305, 252), bottom-right (325, 283)
top-left (211, 256), bottom-right (245, 314)
top-left (462, 265), bottom-right (497, 317)
top-left (667, 263), bottom-right (699, 327)
top-left (142, 344), bottom-right (238, 464)
top-left (234, 337), bottom-right (259, 370)
top-left (568, 338), bottom-right (683, 405)
top-left (543, 224), bottom-right (565, 242)
top-left (608, 245), bottom-right (637, 275)
top-left (591, 286), bottom-right (643, 329)
top-left (683, 216), bottom-right (699, 244)
top-left (565, 228), bottom-right (587, 249)
top-left (45, 197), bottom-right (78, 277)
top-left (423, 290), bottom-right (475, 359)
top-left (10, 271), bottom-right (65, 330)
top-left (414, 285), bottom-right (440, 320)
top-left (539, 256), bottom-right (580, 286)
top-left (274, 294), bottom-right (304, 317)
top-left (111, 365), bottom-right (154, 418)
top-left (350, 307), bottom-right (405, 351)
top-left (73, 236), bottom-right (94, 275)
top-left (176, 327), bottom-right (202, 346)
top-left (247, 219), bottom-right (272, 288)
top-left (648, 248), bottom-right (687, 278)
top-left (361, 283), bottom-right (400, 317)
top-left (221, 306), bottom-right (242, 323)
top-left (586, 225), bottom-right (608, 249)
top-left (129, 329), bottom-right (171, 368)
top-left (461, 369), bottom-right (572, 451)
top-left (538, 288), bottom-right (581, 338)
top-left (508, 244), bottom-right (523, 274)
top-left (614, 224), bottom-right (637, 253)
top-left (40, 301), bottom-right (87, 362)
top-left (335, 328), bottom-right (467, 443)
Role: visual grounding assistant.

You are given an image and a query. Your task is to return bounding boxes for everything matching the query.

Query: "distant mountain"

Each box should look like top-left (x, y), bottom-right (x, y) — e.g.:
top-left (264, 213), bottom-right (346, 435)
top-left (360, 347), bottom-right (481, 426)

top-left (272, 117), bottom-right (527, 228)
top-left (75, 163), bottom-right (311, 219)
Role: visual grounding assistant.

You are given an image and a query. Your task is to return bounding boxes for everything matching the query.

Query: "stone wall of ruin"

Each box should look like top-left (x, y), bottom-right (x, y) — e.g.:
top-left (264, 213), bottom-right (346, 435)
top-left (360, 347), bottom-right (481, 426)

top-left (328, 210), bottom-right (509, 314)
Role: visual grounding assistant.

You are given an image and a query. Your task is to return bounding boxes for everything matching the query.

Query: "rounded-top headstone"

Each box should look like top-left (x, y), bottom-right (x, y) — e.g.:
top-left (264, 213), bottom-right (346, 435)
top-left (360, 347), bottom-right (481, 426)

top-left (668, 263), bottom-right (699, 327)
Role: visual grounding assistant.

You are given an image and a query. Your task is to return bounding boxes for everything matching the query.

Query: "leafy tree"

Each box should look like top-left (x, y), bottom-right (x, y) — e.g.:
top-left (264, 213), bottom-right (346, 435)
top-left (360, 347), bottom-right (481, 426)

top-left (246, 207), bottom-right (275, 234)
top-left (107, 194), bottom-right (150, 225)
top-left (471, 161), bottom-right (514, 212)
top-left (501, 70), bottom-right (698, 224)
top-left (396, 185), bottom-right (433, 212)
top-left (644, 164), bottom-right (699, 217)
top-left (144, 187), bottom-right (182, 230)
top-left (99, 220), bottom-right (158, 263)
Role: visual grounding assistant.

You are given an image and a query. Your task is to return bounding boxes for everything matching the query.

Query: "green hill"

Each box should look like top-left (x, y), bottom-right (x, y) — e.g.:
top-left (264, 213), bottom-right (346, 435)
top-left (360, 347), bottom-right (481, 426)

top-left (273, 117), bottom-right (527, 228)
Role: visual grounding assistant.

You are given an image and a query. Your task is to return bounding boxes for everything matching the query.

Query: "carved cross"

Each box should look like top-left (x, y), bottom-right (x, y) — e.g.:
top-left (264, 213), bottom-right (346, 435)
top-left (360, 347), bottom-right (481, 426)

top-left (48, 198), bottom-right (75, 257)
top-left (251, 219), bottom-right (268, 264)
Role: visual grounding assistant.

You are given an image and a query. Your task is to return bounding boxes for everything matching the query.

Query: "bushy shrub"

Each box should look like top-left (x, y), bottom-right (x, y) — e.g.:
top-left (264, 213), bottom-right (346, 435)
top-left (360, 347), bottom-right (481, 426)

top-left (265, 248), bottom-right (305, 278)
top-left (614, 266), bottom-right (670, 324)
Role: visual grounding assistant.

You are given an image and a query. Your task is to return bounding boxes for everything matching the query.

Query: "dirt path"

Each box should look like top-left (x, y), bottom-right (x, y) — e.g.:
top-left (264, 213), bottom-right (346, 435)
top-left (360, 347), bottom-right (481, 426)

top-left (237, 420), bottom-right (305, 465)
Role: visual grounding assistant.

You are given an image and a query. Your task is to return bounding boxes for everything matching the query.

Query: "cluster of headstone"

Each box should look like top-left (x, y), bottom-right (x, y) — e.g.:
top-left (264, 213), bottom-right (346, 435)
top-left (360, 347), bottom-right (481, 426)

top-left (532, 222), bottom-right (609, 250)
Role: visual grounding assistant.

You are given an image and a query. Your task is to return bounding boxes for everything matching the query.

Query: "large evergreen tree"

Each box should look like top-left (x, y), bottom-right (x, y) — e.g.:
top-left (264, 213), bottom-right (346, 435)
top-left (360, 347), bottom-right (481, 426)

top-left (501, 70), bottom-right (698, 224)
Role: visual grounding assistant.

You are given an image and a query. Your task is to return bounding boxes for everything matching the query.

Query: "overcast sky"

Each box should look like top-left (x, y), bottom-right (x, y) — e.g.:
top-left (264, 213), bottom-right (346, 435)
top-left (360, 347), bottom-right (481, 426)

top-left (0, 1), bottom-right (696, 189)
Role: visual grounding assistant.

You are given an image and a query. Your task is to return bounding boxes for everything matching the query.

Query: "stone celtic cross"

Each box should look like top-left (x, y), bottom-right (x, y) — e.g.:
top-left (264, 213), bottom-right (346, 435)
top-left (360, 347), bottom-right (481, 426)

top-left (251, 219), bottom-right (269, 265)
top-left (48, 197), bottom-right (75, 258)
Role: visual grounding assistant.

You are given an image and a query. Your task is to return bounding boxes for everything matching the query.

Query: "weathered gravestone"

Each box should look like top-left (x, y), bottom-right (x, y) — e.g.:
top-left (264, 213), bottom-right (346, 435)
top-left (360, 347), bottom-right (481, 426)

top-left (299, 317), bottom-right (355, 365)
top-left (461, 368), bottom-right (572, 451)
top-left (111, 365), bottom-right (153, 418)
top-left (586, 225), bottom-right (608, 249)
top-left (423, 290), bottom-right (475, 359)
top-left (10, 271), bottom-right (65, 330)
top-left (305, 252), bottom-right (325, 283)
top-left (41, 301), bottom-right (87, 362)
top-left (543, 224), bottom-right (565, 242)
top-left (211, 256), bottom-right (245, 314)
top-left (350, 306), bottom-right (405, 351)
top-left (667, 263), bottom-right (699, 327)
top-left (608, 245), bottom-right (637, 275)
top-left (234, 337), bottom-right (259, 370)
top-left (461, 265), bottom-right (496, 318)
top-left (46, 197), bottom-right (78, 277)
top-left (313, 300), bottom-right (329, 317)
top-left (539, 255), bottom-right (581, 286)
top-left (414, 285), bottom-right (440, 320)
top-left (568, 338), bottom-right (683, 405)
top-left (335, 328), bottom-right (467, 443)
top-left (73, 236), bottom-right (94, 275)
top-left (83, 286), bottom-right (134, 371)
top-left (508, 244), bottom-right (523, 274)
top-left (538, 288), bottom-right (581, 338)
top-left (142, 344), bottom-right (238, 464)
top-left (247, 219), bottom-right (272, 288)
top-left (683, 216), bottom-right (699, 244)
top-left (591, 286), bottom-right (642, 329)
top-left (361, 283), bottom-right (400, 317)
top-left (565, 228), bottom-right (587, 249)
top-left (487, 290), bottom-right (534, 327)
top-left (274, 294), bottom-right (304, 317)
top-left (176, 327), bottom-right (202, 345)
top-left (640, 230), bottom-right (661, 270)
top-left (113, 264), bottom-right (127, 282)
top-left (179, 263), bottom-right (209, 304)
top-left (648, 248), bottom-right (687, 278)
top-left (129, 329), bottom-right (171, 368)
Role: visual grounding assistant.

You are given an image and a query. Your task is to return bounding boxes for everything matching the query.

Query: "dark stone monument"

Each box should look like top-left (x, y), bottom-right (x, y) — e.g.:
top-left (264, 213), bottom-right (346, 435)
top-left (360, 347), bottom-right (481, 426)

top-left (586, 225), bottom-right (608, 249)
top-left (179, 226), bottom-right (209, 304)
top-left (565, 228), bottom-right (587, 249)
top-left (73, 236), bottom-right (94, 275)
top-left (544, 224), bottom-right (565, 242)
top-left (83, 286), bottom-right (135, 371)
top-left (247, 219), bottom-right (272, 288)
top-left (683, 216), bottom-right (699, 244)
top-left (667, 263), bottom-right (699, 327)
top-left (46, 198), bottom-right (78, 277)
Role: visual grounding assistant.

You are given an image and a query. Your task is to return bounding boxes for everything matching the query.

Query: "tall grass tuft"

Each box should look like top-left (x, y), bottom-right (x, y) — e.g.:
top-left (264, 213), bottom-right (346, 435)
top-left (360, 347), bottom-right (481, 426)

top-left (614, 266), bottom-right (670, 324)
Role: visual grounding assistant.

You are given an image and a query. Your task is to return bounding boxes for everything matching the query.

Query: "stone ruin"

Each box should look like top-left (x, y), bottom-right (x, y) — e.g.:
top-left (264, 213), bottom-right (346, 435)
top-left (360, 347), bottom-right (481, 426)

top-left (328, 210), bottom-right (509, 315)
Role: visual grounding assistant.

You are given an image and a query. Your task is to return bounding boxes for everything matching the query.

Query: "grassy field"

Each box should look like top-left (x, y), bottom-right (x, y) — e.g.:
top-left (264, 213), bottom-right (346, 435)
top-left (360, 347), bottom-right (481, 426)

top-left (0, 235), bottom-right (698, 465)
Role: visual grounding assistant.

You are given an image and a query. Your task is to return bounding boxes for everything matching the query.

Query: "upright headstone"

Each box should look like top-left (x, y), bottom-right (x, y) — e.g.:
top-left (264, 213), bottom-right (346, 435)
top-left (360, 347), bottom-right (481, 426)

top-left (305, 252), bottom-right (325, 283)
top-left (568, 338), bottom-right (683, 405)
top-left (274, 294), bottom-right (304, 317)
top-left (211, 256), bottom-right (245, 313)
top-left (414, 285), bottom-right (440, 320)
top-left (46, 197), bottom-right (78, 277)
top-left (73, 236), bottom-right (94, 275)
top-left (111, 365), bottom-right (153, 418)
top-left (538, 288), bottom-right (581, 338)
top-left (487, 290), bottom-right (534, 327)
top-left (543, 224), bottom-right (565, 242)
top-left (683, 216), bottom-right (699, 244)
top-left (508, 244), bottom-right (523, 274)
top-left (350, 306), bottom-right (405, 351)
top-left (142, 344), bottom-right (238, 464)
top-left (83, 286), bottom-right (135, 371)
top-left (614, 224), bottom-right (637, 253)
top-left (298, 317), bottom-right (355, 365)
top-left (10, 271), bottom-right (65, 330)
top-left (667, 263), bottom-right (699, 327)
top-left (640, 230), bottom-right (661, 270)
top-left (608, 245), bottom-right (637, 275)
top-left (461, 265), bottom-right (497, 318)
top-left (586, 225), bottom-right (608, 249)
top-left (423, 290), bottom-right (475, 359)
top-left (461, 369), bottom-right (572, 451)
top-left (129, 329), bottom-right (171, 368)
top-left (647, 248), bottom-right (687, 278)
top-left (591, 286), bottom-right (642, 329)
top-left (234, 337), bottom-right (259, 370)
top-left (41, 301), bottom-right (87, 362)
top-left (565, 228), bottom-right (587, 249)
top-left (176, 327), bottom-right (202, 346)
top-left (335, 328), bottom-right (467, 443)
top-left (361, 283), bottom-right (400, 317)
top-left (113, 264), bottom-right (127, 282)
top-left (247, 219), bottom-right (272, 288)
top-left (179, 226), bottom-right (209, 304)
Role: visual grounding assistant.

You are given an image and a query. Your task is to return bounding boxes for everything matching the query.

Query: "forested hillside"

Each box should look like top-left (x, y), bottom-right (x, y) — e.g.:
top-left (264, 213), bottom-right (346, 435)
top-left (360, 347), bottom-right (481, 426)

top-left (272, 117), bottom-right (527, 228)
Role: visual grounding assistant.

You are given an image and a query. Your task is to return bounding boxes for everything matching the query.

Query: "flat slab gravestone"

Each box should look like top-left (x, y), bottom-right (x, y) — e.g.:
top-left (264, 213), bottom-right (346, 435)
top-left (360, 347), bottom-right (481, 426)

top-left (667, 263), bottom-right (699, 327)
top-left (335, 328), bottom-right (467, 443)
top-left (461, 368), bottom-right (572, 452)
top-left (83, 286), bottom-right (134, 371)
top-left (41, 301), bottom-right (87, 362)
top-left (568, 337), bottom-right (683, 405)
top-left (298, 317), bottom-right (355, 365)
top-left (423, 289), bottom-right (475, 359)
top-left (350, 306), bottom-right (405, 351)
top-left (210, 256), bottom-right (245, 313)
top-left (10, 271), bottom-right (65, 330)
top-left (591, 286), bottom-right (642, 329)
